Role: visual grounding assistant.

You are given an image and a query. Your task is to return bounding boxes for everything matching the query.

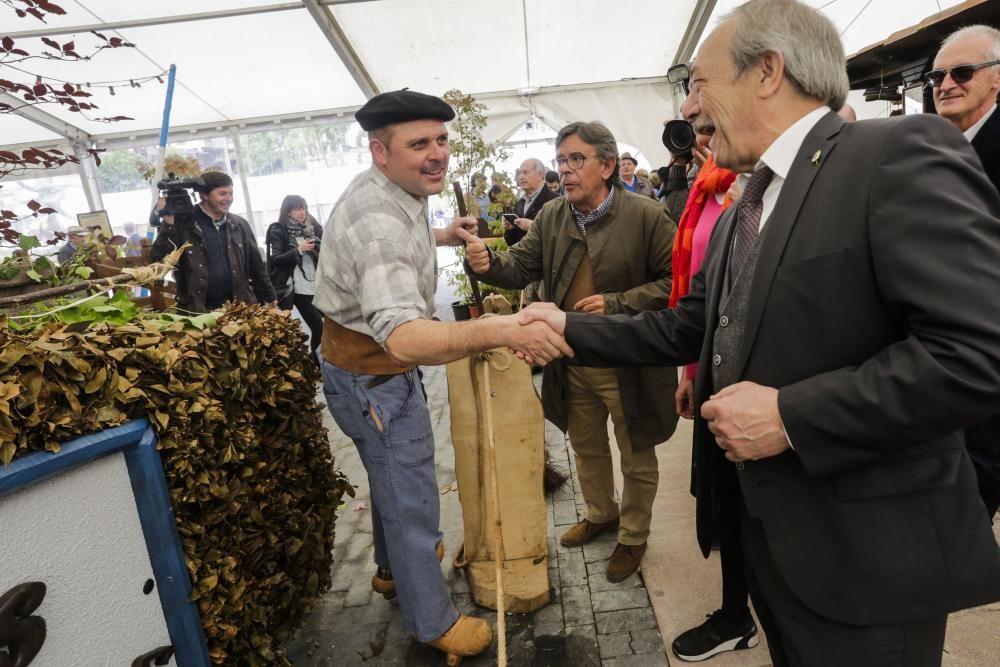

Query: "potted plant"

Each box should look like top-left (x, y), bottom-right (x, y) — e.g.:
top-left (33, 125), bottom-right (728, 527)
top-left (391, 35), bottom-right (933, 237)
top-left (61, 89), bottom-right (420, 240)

top-left (439, 91), bottom-right (523, 316)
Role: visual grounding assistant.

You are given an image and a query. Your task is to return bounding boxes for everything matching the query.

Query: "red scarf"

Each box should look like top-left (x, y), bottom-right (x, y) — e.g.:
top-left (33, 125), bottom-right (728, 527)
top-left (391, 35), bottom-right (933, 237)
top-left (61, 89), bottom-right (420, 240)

top-left (669, 155), bottom-right (736, 307)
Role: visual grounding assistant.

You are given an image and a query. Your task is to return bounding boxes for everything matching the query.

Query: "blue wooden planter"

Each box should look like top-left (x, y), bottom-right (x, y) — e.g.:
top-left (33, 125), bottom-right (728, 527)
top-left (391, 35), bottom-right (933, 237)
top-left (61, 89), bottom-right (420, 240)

top-left (0, 420), bottom-right (210, 666)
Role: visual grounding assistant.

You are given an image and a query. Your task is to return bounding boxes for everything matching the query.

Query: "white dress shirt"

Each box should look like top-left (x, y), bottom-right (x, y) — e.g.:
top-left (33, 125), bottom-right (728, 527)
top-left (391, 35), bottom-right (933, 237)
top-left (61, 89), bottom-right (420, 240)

top-left (964, 104), bottom-right (996, 142)
top-left (733, 105), bottom-right (830, 450)
top-left (737, 105), bottom-right (831, 231)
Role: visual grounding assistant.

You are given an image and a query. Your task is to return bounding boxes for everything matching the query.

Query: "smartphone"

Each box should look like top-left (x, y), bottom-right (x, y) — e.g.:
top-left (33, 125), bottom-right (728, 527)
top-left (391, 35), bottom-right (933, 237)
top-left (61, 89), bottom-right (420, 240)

top-left (501, 213), bottom-right (517, 225)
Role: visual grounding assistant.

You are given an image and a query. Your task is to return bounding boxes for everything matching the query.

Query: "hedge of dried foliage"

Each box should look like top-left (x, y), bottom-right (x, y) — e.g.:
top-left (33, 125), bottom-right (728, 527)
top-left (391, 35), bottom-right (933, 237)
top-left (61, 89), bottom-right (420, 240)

top-left (0, 302), bottom-right (352, 665)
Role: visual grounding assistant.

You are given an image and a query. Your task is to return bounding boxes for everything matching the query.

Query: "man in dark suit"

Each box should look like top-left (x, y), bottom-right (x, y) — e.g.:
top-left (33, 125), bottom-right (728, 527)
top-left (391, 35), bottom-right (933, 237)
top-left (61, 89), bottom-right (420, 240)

top-left (933, 24), bottom-right (1000, 520)
top-left (504, 158), bottom-right (559, 247)
top-left (517, 1), bottom-right (1000, 664)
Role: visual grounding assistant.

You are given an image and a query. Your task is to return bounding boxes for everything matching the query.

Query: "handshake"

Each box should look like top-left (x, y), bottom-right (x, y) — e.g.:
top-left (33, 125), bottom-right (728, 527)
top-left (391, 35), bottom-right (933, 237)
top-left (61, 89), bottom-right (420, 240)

top-left (502, 303), bottom-right (573, 367)
top-left (452, 225), bottom-right (575, 367)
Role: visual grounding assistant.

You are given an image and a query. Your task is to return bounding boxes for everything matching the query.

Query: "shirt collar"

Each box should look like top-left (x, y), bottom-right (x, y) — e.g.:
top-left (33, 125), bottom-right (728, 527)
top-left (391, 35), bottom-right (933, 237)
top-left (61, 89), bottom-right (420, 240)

top-left (196, 204), bottom-right (228, 228)
top-left (571, 185), bottom-right (616, 232)
top-left (523, 187), bottom-right (541, 208)
top-left (756, 105), bottom-right (830, 179)
top-left (368, 165), bottom-right (428, 224)
top-left (964, 104), bottom-right (997, 142)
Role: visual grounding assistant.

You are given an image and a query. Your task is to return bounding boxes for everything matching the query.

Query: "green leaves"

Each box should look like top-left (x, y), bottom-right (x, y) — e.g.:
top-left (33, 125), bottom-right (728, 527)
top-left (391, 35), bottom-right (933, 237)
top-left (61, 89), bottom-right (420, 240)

top-left (17, 234), bottom-right (40, 251)
top-left (8, 288), bottom-right (138, 329)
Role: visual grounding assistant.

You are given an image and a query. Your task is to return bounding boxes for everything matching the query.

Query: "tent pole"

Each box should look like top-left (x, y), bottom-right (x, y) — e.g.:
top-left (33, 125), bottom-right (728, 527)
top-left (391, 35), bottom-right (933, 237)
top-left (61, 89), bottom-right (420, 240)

top-left (229, 130), bottom-right (256, 231)
top-left (75, 141), bottom-right (104, 213)
top-left (151, 64), bottom-right (177, 205)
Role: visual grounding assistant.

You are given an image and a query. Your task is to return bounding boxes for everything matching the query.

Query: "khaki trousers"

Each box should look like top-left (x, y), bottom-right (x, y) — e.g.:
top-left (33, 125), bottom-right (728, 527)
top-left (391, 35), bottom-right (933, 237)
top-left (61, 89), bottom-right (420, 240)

top-left (565, 366), bottom-right (659, 545)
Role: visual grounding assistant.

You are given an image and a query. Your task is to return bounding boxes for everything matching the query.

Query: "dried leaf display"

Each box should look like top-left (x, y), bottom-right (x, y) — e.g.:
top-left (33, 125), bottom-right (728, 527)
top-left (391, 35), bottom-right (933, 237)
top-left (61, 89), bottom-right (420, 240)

top-left (0, 301), bottom-right (352, 665)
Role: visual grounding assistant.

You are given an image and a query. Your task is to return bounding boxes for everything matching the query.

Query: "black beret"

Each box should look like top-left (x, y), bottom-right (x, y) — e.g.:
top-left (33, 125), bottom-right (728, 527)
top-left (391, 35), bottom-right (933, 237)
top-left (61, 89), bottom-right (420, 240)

top-left (355, 89), bottom-right (455, 131)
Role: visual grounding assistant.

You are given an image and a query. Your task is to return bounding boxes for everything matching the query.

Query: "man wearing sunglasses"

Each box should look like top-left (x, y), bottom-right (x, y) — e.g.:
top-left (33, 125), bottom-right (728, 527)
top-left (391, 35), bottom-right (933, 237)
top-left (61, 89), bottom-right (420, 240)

top-left (932, 25), bottom-right (1000, 522)
top-left (931, 25), bottom-right (1000, 157)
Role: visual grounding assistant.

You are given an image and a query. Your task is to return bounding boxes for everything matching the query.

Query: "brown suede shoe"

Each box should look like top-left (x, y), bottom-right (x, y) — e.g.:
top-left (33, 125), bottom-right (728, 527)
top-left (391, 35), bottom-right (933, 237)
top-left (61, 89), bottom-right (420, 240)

top-left (426, 614), bottom-right (493, 665)
top-left (372, 540), bottom-right (445, 601)
top-left (606, 542), bottom-right (646, 582)
top-left (559, 517), bottom-right (620, 548)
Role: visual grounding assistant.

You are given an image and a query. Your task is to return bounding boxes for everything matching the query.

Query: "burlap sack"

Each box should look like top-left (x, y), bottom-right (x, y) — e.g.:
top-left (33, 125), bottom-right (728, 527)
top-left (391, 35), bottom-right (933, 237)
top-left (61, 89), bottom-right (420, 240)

top-left (446, 348), bottom-right (550, 613)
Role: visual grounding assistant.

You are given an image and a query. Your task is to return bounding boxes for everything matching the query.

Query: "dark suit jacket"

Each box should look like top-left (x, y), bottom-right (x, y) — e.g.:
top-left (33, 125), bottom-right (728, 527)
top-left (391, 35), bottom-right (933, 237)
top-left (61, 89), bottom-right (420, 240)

top-left (965, 108), bottom-right (1000, 488)
top-left (504, 185), bottom-right (559, 247)
top-left (972, 106), bottom-right (1000, 192)
top-left (564, 111), bottom-right (1000, 626)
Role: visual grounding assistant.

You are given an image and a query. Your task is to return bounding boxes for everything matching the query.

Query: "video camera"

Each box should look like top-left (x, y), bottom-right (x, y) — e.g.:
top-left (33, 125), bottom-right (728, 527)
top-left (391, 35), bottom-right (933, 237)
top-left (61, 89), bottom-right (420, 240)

top-left (151, 173), bottom-right (205, 226)
top-left (663, 63), bottom-right (696, 160)
top-left (662, 120), bottom-right (696, 161)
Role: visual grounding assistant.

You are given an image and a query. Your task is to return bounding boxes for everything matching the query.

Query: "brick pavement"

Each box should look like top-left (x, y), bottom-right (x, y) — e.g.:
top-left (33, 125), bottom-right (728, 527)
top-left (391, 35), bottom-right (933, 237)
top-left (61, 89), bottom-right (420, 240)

top-left (285, 364), bottom-right (670, 666)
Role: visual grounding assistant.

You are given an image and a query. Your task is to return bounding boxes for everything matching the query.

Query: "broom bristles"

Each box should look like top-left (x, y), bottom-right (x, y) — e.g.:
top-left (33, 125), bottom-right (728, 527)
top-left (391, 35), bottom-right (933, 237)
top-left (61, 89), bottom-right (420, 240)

top-left (543, 450), bottom-right (568, 494)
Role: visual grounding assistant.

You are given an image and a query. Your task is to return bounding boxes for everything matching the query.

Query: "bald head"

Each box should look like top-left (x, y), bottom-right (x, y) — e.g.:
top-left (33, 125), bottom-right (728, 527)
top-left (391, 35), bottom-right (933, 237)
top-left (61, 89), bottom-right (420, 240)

top-left (517, 157), bottom-right (547, 195)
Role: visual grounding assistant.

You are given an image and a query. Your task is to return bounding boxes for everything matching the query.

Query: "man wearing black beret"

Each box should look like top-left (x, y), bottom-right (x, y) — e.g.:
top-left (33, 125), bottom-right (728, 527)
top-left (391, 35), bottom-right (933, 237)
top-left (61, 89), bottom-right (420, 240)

top-left (313, 89), bottom-right (573, 662)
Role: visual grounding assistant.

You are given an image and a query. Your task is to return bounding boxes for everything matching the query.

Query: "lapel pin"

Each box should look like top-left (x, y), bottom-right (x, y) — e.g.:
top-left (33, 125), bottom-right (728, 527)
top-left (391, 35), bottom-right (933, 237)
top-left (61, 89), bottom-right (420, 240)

top-left (811, 149), bottom-right (822, 165)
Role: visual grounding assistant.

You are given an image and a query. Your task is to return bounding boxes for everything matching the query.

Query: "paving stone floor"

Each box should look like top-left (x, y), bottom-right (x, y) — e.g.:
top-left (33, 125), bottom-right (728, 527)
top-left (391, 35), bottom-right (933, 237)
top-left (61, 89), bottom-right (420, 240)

top-left (285, 363), bottom-right (670, 666)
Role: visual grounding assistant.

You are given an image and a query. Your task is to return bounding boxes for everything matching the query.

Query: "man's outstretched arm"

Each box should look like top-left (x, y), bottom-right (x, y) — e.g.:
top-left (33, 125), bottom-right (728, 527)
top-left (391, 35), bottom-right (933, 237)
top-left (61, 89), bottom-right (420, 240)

top-left (518, 265), bottom-right (707, 369)
top-left (385, 315), bottom-right (574, 367)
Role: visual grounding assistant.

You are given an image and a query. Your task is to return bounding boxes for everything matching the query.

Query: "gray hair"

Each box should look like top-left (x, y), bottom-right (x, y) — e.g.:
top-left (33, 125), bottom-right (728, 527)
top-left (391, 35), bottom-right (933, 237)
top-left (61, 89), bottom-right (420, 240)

top-left (522, 157), bottom-right (546, 174)
top-left (724, 0), bottom-right (848, 110)
top-left (555, 121), bottom-right (620, 189)
top-left (941, 24), bottom-right (1000, 63)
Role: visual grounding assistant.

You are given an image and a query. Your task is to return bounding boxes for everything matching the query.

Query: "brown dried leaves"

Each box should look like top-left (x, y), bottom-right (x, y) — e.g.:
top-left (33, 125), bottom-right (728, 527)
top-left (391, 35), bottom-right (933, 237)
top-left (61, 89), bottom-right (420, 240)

top-left (0, 302), bottom-right (351, 665)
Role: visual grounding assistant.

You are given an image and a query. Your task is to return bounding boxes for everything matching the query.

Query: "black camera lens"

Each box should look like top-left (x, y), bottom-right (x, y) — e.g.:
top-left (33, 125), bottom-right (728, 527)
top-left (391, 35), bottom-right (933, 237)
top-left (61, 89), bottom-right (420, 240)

top-left (662, 120), bottom-right (695, 158)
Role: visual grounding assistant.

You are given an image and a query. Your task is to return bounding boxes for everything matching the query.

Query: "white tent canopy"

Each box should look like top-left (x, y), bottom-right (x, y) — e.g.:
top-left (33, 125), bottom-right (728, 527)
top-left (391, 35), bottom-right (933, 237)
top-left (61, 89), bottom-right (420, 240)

top-left (3, 1), bottom-right (969, 154)
top-left (0, 0), bottom-right (979, 221)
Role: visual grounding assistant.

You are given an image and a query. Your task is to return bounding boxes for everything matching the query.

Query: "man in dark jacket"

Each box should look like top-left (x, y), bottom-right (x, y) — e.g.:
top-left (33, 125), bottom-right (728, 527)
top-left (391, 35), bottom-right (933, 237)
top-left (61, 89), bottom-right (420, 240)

top-left (151, 170), bottom-right (276, 312)
top-left (466, 121), bottom-right (678, 582)
top-left (520, 2), bottom-right (1000, 663)
top-left (933, 25), bottom-right (1000, 521)
top-left (504, 158), bottom-right (559, 247)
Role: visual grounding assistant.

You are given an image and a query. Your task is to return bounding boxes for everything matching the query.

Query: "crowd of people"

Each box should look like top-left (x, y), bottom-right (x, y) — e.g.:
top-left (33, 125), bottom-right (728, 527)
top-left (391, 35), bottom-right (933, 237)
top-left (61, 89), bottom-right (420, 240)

top-left (144, 0), bottom-right (1000, 663)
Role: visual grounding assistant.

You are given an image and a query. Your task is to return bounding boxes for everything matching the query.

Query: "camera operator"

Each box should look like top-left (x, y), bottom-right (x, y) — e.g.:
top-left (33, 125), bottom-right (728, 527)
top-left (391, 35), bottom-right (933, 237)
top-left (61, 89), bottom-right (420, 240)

top-left (266, 195), bottom-right (324, 355)
top-left (150, 170), bottom-right (276, 313)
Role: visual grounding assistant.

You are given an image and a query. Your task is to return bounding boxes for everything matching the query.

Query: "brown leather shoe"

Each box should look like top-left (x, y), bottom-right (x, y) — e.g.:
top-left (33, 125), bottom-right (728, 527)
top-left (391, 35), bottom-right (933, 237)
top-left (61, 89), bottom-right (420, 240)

top-left (606, 542), bottom-right (646, 582)
top-left (426, 614), bottom-right (493, 665)
top-left (372, 540), bottom-right (445, 601)
top-left (559, 517), bottom-right (620, 548)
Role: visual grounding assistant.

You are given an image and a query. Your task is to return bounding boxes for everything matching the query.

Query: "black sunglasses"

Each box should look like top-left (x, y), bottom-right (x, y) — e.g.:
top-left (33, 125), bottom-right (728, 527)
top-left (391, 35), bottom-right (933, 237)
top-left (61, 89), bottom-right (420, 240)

top-left (926, 60), bottom-right (1000, 87)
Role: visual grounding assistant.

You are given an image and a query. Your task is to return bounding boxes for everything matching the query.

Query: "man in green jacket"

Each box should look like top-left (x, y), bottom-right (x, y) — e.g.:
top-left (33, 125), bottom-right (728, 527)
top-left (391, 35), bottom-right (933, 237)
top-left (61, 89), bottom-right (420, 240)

top-left (463, 121), bottom-right (678, 581)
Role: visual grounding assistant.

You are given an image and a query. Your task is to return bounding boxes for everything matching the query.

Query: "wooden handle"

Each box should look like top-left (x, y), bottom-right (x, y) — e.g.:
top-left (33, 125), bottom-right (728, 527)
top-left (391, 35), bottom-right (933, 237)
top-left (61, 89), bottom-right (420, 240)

top-left (451, 180), bottom-right (485, 314)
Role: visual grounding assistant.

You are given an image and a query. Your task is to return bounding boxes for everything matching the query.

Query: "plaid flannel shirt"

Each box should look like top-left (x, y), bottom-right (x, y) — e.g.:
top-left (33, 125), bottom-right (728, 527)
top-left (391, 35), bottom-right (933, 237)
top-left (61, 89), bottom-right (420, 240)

top-left (313, 166), bottom-right (437, 348)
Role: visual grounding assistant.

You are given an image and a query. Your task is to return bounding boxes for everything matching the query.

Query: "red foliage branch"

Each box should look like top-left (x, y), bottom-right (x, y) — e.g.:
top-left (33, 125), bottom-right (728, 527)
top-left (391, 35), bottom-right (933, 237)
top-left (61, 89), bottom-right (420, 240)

top-left (1, 0), bottom-right (66, 23)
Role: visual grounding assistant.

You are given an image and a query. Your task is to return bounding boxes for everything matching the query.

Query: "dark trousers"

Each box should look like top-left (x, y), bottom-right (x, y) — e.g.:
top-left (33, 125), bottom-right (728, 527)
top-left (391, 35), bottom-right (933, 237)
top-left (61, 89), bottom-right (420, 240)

top-left (293, 293), bottom-right (324, 355)
top-left (718, 462), bottom-right (751, 623)
top-left (738, 501), bottom-right (947, 667)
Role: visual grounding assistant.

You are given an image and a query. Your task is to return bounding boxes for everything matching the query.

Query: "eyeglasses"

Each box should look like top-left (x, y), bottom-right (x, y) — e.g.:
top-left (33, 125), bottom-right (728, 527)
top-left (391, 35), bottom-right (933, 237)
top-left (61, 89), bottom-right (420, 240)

top-left (555, 153), bottom-right (600, 169)
top-left (925, 60), bottom-right (1000, 87)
